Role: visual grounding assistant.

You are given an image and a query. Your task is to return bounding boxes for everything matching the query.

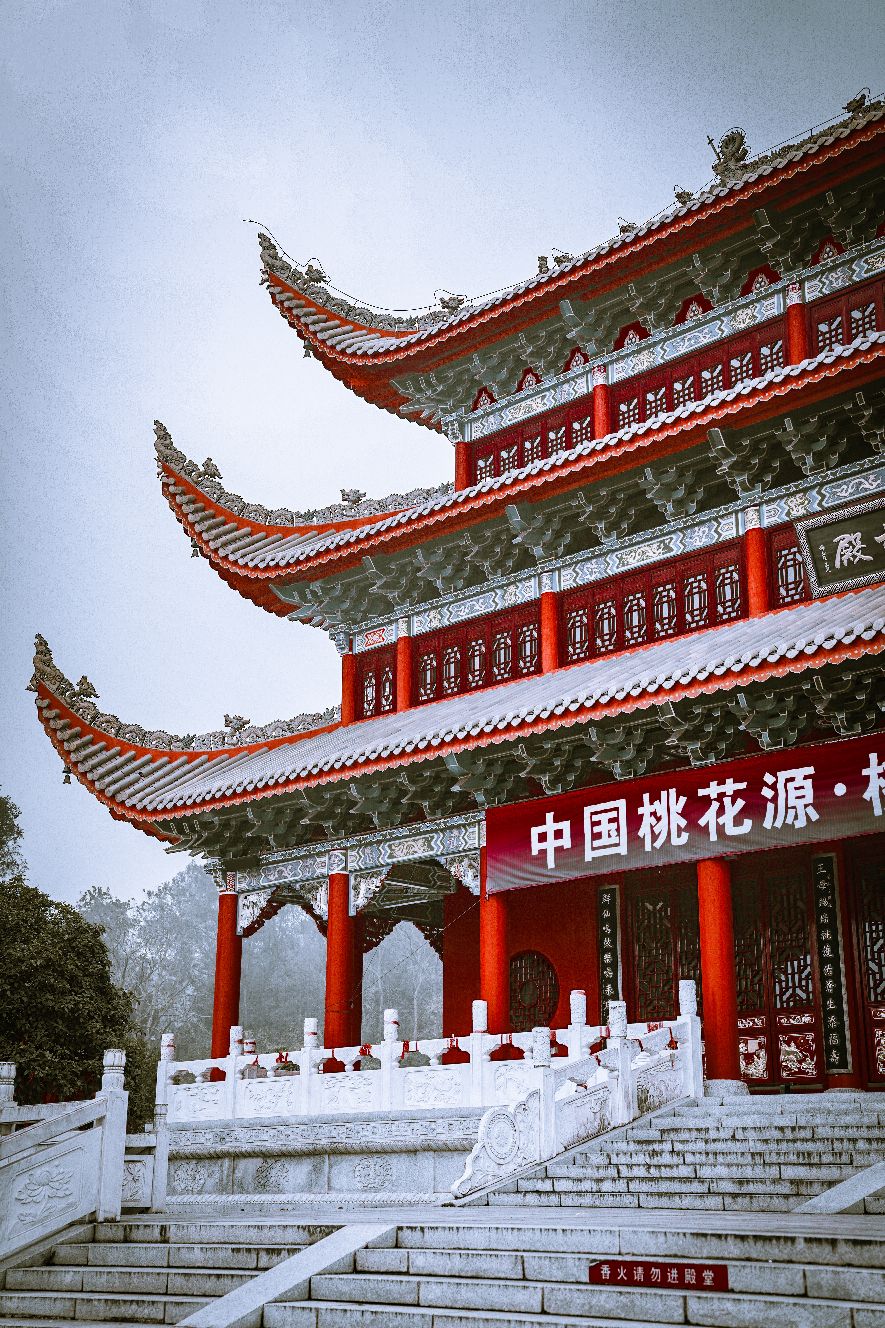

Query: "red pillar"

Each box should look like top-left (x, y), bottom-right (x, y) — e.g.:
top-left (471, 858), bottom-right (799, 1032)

top-left (592, 365), bottom-right (610, 438)
top-left (540, 590), bottom-right (560, 672)
top-left (744, 520), bottom-right (771, 617)
top-left (697, 858), bottom-right (741, 1082)
top-left (210, 880), bottom-right (242, 1059)
top-left (325, 873), bottom-right (356, 1048)
top-left (340, 650), bottom-right (357, 726)
top-left (455, 440), bottom-right (471, 491)
top-left (785, 282), bottom-right (810, 364)
top-left (396, 630), bottom-right (413, 711)
top-left (479, 849), bottom-right (509, 1033)
top-left (443, 887), bottom-right (481, 1035)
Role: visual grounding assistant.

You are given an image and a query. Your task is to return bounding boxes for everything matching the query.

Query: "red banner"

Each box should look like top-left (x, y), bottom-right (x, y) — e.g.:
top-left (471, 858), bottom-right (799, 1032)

top-left (589, 1259), bottom-right (729, 1291)
top-left (486, 735), bottom-right (885, 893)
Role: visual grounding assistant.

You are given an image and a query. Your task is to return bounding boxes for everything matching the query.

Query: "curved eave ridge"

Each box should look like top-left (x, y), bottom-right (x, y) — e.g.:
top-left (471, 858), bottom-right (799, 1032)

top-left (262, 103), bottom-right (885, 363)
top-left (155, 421), bottom-right (453, 572)
top-left (131, 586), bottom-right (885, 815)
top-left (173, 332), bottom-right (885, 577)
top-left (29, 635), bottom-right (340, 822)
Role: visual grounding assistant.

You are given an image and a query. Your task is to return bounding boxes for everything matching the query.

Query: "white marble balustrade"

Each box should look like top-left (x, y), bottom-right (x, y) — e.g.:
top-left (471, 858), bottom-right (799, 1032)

top-left (158, 992), bottom-right (618, 1125)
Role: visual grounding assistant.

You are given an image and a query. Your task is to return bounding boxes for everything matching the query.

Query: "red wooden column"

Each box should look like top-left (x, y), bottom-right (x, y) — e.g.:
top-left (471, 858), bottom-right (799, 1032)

top-left (697, 858), bottom-right (741, 1082)
top-left (325, 872), bottom-right (356, 1048)
top-left (396, 625), bottom-right (413, 711)
top-left (479, 848), bottom-right (509, 1033)
top-left (340, 649), bottom-right (357, 726)
top-left (540, 585), bottom-right (560, 673)
top-left (592, 365), bottom-right (611, 438)
top-left (210, 877), bottom-right (242, 1059)
top-left (455, 440), bottom-right (471, 491)
top-left (744, 510), bottom-right (771, 617)
top-left (785, 281), bottom-right (810, 364)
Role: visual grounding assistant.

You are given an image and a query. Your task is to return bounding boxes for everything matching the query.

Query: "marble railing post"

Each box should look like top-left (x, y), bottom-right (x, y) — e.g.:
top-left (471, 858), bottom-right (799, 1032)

top-left (678, 979), bottom-right (705, 1102)
top-left (0, 1063), bottom-right (15, 1105)
top-left (608, 1000), bottom-right (636, 1125)
top-left (96, 1050), bottom-right (128, 1222)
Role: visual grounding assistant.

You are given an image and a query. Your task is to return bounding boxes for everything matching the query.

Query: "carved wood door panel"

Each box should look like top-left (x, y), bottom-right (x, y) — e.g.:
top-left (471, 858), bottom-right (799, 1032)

top-left (848, 841), bottom-right (885, 1085)
top-left (624, 870), bottom-right (701, 1024)
top-left (732, 853), bottom-right (824, 1087)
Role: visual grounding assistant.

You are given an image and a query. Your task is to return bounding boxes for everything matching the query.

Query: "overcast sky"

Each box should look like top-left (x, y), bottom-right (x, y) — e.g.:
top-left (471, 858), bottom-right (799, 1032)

top-left (2, 0), bottom-right (883, 904)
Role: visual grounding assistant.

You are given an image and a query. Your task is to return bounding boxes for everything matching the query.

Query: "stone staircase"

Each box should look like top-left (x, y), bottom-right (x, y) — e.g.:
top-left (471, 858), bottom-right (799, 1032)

top-left (2, 1211), bottom-right (884, 1327)
top-left (264, 1215), bottom-right (885, 1327)
top-left (0, 1217), bottom-right (335, 1326)
top-left (489, 1090), bottom-right (885, 1212)
top-left (2, 1093), bottom-right (884, 1325)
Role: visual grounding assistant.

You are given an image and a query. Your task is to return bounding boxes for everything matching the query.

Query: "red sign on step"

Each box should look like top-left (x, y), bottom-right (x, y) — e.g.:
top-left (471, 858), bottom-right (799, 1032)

top-left (588, 1260), bottom-right (730, 1291)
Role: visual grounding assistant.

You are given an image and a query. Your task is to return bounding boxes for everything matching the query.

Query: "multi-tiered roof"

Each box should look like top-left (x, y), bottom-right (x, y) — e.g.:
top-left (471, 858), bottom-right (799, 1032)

top-left (33, 97), bottom-right (885, 874)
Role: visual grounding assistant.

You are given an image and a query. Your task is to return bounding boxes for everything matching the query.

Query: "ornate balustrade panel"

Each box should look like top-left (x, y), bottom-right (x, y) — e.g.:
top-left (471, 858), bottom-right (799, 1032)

top-left (158, 1009), bottom-right (607, 1126)
top-left (457, 243), bottom-right (884, 467)
top-left (0, 1052), bottom-right (128, 1261)
top-left (451, 983), bottom-right (703, 1200)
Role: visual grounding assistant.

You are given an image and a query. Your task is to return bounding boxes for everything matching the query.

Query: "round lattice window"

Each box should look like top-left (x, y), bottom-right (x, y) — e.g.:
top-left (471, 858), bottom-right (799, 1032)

top-left (509, 950), bottom-right (559, 1032)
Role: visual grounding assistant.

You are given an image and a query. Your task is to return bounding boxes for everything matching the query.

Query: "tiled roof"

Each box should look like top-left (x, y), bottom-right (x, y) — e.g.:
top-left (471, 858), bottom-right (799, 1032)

top-left (162, 332), bottom-right (885, 581)
top-left (262, 104), bottom-right (885, 366)
top-left (34, 587), bottom-right (885, 828)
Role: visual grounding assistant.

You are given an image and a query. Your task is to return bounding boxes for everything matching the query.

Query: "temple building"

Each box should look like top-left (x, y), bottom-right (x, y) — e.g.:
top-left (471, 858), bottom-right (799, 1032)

top-left (32, 96), bottom-right (885, 1095)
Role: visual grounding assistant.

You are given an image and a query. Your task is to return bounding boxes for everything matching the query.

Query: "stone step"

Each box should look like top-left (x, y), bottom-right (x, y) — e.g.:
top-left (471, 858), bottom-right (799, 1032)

top-left (49, 1240), bottom-right (306, 1270)
top-left (4, 1265), bottom-right (249, 1297)
top-left (0, 1320), bottom-right (149, 1327)
top-left (0, 1290), bottom-right (205, 1324)
top-left (577, 1146), bottom-right (884, 1163)
top-left (278, 1271), bottom-right (885, 1328)
top-left (546, 1162), bottom-right (856, 1180)
top-left (265, 1303), bottom-right (675, 1328)
top-left (488, 1191), bottom-right (807, 1211)
top-left (353, 1244), bottom-right (885, 1301)
top-left (395, 1222), bottom-right (885, 1266)
top-left (520, 1175), bottom-right (824, 1195)
top-left (547, 1152), bottom-right (866, 1173)
top-left (92, 1221), bottom-right (334, 1246)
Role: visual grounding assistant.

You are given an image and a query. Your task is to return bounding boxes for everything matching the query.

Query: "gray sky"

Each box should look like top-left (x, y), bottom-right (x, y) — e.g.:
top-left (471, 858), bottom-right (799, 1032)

top-left (2, 0), bottom-right (883, 904)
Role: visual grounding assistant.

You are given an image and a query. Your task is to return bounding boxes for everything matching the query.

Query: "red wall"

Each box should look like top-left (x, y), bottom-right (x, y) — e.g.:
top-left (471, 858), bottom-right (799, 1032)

top-left (505, 877), bottom-right (600, 1029)
top-left (442, 876), bottom-right (601, 1035)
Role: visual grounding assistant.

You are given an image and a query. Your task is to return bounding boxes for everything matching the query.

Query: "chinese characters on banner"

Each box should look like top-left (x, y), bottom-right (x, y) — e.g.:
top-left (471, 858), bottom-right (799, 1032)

top-left (486, 736), bottom-right (885, 893)
top-left (588, 1260), bottom-right (729, 1291)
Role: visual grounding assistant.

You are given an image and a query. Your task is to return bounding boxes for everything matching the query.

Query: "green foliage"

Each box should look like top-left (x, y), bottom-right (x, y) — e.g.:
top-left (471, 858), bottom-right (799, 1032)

top-left (0, 875), bottom-right (133, 1103)
top-left (0, 789), bottom-right (155, 1126)
top-left (0, 789), bottom-right (25, 880)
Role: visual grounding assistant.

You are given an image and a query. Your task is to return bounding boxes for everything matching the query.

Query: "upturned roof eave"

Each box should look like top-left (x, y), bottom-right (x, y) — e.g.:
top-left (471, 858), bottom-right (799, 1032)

top-left (32, 589), bottom-right (885, 837)
top-left (160, 336), bottom-right (885, 597)
top-left (264, 109), bottom-right (885, 398)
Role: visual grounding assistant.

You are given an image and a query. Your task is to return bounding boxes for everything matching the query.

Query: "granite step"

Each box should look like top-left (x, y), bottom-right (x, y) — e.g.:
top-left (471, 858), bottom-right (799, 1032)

top-left (0, 1289), bottom-right (205, 1323)
top-left (50, 1240), bottom-right (307, 1270)
top-left (270, 1278), bottom-right (885, 1328)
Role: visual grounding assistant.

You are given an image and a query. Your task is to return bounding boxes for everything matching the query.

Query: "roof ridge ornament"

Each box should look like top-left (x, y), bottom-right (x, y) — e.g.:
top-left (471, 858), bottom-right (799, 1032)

top-left (28, 633), bottom-right (340, 753)
top-left (155, 420), bottom-right (452, 528)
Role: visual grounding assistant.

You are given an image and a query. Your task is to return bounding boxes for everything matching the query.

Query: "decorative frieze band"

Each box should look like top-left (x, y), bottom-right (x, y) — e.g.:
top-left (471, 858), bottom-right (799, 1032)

top-left (232, 813), bottom-right (485, 930)
top-left (350, 460), bottom-right (884, 650)
top-left (446, 238), bottom-right (884, 445)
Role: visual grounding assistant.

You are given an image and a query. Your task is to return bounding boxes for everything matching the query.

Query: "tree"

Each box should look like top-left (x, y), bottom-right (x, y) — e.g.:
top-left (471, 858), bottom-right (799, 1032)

top-left (0, 789), bottom-right (155, 1126)
top-left (0, 789), bottom-right (25, 880)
